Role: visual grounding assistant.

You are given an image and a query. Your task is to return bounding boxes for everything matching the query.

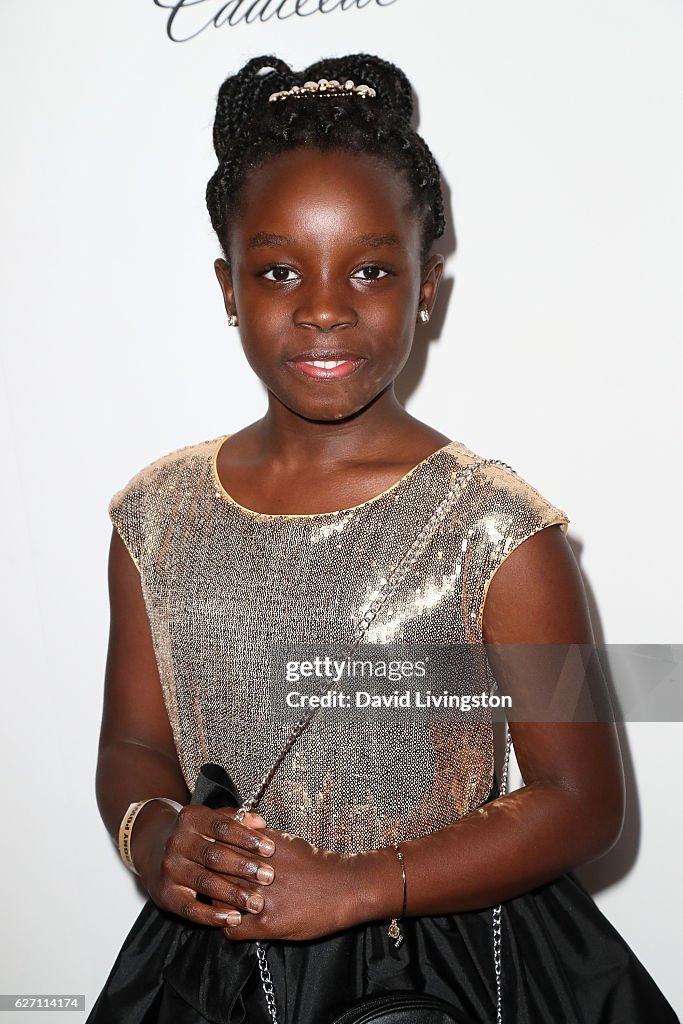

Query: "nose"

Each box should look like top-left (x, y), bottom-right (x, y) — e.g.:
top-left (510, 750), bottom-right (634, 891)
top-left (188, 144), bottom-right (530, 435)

top-left (293, 277), bottom-right (357, 332)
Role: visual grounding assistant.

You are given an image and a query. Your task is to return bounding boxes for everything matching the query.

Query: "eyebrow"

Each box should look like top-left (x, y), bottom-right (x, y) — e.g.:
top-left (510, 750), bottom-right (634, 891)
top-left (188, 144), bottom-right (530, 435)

top-left (246, 232), bottom-right (293, 249)
top-left (355, 232), bottom-right (403, 249)
top-left (245, 231), bottom-right (405, 250)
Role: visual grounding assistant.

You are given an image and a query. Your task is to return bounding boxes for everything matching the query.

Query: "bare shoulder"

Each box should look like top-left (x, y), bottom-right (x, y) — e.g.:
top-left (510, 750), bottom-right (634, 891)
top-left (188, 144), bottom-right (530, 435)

top-left (482, 524), bottom-right (594, 645)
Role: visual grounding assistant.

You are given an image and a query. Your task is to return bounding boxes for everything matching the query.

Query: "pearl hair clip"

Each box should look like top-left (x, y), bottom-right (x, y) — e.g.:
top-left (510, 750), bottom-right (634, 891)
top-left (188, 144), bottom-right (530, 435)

top-left (269, 78), bottom-right (377, 103)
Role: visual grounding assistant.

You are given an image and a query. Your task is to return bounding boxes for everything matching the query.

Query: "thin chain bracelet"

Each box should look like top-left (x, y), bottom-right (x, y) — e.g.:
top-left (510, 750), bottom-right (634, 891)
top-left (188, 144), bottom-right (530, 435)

top-left (387, 843), bottom-right (407, 948)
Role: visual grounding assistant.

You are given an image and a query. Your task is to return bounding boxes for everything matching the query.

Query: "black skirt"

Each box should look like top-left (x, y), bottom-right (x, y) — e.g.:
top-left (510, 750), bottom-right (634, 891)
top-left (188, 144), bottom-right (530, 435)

top-left (88, 768), bottom-right (679, 1023)
top-left (86, 871), bottom-right (679, 1023)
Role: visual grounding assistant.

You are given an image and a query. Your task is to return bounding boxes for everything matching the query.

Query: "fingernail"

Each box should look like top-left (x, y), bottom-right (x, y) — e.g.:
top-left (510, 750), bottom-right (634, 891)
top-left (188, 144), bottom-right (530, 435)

top-left (257, 866), bottom-right (274, 883)
top-left (219, 911), bottom-right (242, 926)
top-left (247, 894), bottom-right (264, 912)
top-left (259, 839), bottom-right (275, 855)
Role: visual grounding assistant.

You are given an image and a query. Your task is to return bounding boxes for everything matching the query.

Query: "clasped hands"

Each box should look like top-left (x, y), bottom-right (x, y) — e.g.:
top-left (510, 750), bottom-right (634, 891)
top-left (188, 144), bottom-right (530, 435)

top-left (137, 803), bottom-right (372, 941)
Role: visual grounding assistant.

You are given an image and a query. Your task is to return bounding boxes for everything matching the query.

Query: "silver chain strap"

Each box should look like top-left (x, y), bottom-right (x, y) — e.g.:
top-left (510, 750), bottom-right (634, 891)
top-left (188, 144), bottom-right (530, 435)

top-left (493, 726), bottom-right (512, 1024)
top-left (231, 457), bottom-right (516, 1024)
top-left (255, 941), bottom-right (279, 1023)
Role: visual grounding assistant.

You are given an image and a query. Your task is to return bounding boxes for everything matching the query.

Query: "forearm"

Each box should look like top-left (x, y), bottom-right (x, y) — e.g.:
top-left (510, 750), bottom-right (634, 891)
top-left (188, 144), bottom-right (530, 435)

top-left (96, 739), bottom-right (190, 870)
top-left (350, 781), bottom-right (621, 922)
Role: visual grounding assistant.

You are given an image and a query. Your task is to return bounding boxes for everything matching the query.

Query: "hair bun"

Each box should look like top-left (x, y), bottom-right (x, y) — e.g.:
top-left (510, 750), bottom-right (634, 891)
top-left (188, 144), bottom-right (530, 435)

top-left (212, 55), bottom-right (294, 161)
top-left (211, 53), bottom-right (414, 162)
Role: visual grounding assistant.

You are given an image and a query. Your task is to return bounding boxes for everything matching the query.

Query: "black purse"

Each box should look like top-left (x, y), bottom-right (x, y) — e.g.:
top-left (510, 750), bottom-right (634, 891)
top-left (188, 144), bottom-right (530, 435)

top-left (326, 994), bottom-right (471, 1024)
top-left (191, 761), bottom-right (477, 1024)
top-left (199, 457), bottom-right (515, 1024)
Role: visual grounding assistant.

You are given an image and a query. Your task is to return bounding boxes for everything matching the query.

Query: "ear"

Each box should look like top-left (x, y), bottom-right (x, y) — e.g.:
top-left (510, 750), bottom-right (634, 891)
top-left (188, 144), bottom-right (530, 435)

top-left (214, 258), bottom-right (236, 319)
top-left (418, 254), bottom-right (445, 318)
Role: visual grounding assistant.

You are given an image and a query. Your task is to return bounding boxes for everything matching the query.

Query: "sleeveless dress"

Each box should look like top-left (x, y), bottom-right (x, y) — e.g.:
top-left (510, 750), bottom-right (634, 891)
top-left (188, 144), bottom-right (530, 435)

top-left (88, 434), bottom-right (679, 1024)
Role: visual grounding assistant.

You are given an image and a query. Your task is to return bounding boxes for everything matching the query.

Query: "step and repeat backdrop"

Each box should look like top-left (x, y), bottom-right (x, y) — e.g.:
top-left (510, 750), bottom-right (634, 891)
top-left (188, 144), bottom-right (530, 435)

top-left (1, 0), bottom-right (681, 1017)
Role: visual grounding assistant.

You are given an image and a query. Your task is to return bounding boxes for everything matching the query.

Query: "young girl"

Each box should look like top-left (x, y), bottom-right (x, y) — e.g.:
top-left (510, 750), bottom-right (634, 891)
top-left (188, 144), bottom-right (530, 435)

top-left (89, 54), bottom-right (679, 1023)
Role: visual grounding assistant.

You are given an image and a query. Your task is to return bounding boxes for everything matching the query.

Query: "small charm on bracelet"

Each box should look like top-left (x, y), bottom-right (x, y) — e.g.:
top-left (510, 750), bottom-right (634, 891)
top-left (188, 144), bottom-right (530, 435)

top-left (388, 918), bottom-right (404, 948)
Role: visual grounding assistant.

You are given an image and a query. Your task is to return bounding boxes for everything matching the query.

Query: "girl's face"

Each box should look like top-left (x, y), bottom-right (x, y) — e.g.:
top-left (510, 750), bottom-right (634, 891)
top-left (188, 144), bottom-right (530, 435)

top-left (215, 147), bottom-right (444, 424)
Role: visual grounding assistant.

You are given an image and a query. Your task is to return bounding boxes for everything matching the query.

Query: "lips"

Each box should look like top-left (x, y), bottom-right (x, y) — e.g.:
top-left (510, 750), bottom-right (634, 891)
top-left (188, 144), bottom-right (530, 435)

top-left (286, 350), bottom-right (367, 381)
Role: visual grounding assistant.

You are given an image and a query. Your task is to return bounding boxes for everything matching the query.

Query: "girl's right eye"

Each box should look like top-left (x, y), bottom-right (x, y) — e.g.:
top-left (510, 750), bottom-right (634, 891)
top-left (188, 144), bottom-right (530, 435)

top-left (261, 265), bottom-right (299, 283)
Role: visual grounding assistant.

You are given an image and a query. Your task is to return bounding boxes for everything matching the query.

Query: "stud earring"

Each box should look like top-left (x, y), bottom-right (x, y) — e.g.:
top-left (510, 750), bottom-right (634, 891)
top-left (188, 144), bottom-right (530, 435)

top-left (418, 308), bottom-right (430, 324)
top-left (227, 314), bottom-right (238, 327)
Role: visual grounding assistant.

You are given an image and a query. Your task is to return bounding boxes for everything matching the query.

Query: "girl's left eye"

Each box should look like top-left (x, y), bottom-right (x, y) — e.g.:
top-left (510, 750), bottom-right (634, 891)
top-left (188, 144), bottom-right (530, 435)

top-left (353, 265), bottom-right (390, 282)
top-left (262, 265), bottom-right (300, 282)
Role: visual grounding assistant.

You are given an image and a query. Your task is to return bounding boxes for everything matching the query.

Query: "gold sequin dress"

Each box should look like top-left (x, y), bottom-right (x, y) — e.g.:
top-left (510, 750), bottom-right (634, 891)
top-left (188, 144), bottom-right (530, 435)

top-left (89, 435), bottom-right (678, 1024)
top-left (106, 434), bottom-right (569, 856)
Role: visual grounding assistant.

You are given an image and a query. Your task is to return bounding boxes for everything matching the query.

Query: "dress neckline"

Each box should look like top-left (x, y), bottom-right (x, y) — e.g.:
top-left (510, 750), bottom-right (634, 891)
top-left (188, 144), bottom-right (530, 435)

top-left (210, 433), bottom-right (459, 521)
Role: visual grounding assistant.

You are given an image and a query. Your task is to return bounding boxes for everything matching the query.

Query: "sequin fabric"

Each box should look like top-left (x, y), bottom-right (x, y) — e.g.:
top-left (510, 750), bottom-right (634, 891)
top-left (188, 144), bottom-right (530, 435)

top-left (108, 435), bottom-right (569, 855)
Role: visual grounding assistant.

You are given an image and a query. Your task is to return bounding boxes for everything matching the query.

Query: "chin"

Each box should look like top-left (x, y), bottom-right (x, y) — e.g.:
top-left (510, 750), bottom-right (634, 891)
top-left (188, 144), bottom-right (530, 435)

top-left (276, 391), bottom-right (373, 424)
top-left (287, 405), bottom-right (364, 425)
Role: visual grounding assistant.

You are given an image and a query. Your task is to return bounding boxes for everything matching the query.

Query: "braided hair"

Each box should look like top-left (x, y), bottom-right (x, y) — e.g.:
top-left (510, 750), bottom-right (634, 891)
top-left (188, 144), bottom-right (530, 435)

top-left (206, 54), bottom-right (446, 267)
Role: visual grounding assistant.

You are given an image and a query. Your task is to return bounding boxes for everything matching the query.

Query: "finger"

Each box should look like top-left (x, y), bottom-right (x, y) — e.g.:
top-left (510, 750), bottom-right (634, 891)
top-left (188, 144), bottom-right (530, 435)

top-left (177, 805), bottom-right (275, 856)
top-left (221, 902), bottom-right (275, 941)
top-left (222, 914), bottom-right (261, 941)
top-left (175, 862), bottom-right (267, 916)
top-left (158, 881), bottom-right (244, 929)
top-left (211, 812), bottom-right (276, 856)
top-left (243, 812), bottom-right (267, 828)
top-left (169, 829), bottom-right (276, 887)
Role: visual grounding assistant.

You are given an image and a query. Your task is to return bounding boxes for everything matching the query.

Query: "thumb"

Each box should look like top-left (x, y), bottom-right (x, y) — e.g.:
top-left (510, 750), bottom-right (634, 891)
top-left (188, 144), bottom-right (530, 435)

top-left (244, 811), bottom-right (267, 828)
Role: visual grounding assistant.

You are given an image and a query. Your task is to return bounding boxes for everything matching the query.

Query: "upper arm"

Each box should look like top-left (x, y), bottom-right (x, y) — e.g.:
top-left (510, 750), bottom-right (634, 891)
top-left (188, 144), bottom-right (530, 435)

top-left (483, 523), bottom-right (593, 644)
top-left (482, 525), bottom-right (625, 847)
top-left (98, 525), bottom-right (179, 764)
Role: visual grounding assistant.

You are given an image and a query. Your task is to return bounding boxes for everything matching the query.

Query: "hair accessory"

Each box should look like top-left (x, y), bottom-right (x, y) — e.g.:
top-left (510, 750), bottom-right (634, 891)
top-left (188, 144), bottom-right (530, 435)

top-left (387, 843), bottom-right (407, 948)
top-left (418, 308), bottom-right (430, 324)
top-left (269, 78), bottom-right (377, 103)
top-left (117, 797), bottom-right (183, 875)
top-left (227, 314), bottom-right (238, 327)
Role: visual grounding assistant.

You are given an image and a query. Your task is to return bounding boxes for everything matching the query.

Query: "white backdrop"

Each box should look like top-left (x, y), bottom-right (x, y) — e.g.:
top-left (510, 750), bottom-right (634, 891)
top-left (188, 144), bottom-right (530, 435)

top-left (1, 0), bottom-right (681, 1018)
